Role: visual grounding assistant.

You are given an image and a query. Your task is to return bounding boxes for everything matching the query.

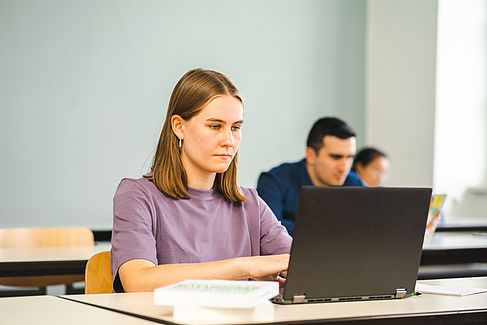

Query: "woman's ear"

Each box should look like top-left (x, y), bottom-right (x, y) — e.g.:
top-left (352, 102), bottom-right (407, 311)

top-left (355, 162), bottom-right (364, 174)
top-left (171, 115), bottom-right (185, 140)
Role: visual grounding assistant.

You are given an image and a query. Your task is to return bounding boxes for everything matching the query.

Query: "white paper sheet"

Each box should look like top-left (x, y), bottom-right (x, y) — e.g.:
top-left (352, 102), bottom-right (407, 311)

top-left (416, 283), bottom-right (487, 296)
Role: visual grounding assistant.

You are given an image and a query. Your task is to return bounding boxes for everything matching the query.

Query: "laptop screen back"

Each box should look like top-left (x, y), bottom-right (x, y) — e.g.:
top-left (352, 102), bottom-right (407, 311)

top-left (283, 187), bottom-right (432, 302)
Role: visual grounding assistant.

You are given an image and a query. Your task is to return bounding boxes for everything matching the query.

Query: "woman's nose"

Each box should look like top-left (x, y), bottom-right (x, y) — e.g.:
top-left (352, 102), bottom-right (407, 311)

top-left (221, 128), bottom-right (234, 146)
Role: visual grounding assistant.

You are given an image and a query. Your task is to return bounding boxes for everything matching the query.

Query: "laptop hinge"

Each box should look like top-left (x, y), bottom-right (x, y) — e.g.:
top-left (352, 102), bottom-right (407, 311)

top-left (293, 294), bottom-right (307, 303)
top-left (395, 288), bottom-right (407, 298)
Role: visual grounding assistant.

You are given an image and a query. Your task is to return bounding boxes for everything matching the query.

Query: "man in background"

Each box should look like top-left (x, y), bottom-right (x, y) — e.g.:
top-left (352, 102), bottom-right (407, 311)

top-left (257, 117), bottom-right (364, 236)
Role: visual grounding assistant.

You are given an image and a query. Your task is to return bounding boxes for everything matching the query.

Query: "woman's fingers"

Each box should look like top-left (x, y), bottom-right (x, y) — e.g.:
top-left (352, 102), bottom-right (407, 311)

top-left (247, 254), bottom-right (290, 280)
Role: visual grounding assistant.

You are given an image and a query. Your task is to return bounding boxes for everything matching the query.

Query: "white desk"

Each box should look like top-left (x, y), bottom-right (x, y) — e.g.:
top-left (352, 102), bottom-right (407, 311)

top-left (62, 277), bottom-right (487, 325)
top-left (0, 295), bottom-right (155, 325)
top-left (425, 232), bottom-right (487, 250)
top-left (418, 232), bottom-right (487, 279)
top-left (0, 242), bottom-right (111, 277)
top-left (421, 232), bottom-right (487, 267)
top-left (437, 218), bottom-right (487, 232)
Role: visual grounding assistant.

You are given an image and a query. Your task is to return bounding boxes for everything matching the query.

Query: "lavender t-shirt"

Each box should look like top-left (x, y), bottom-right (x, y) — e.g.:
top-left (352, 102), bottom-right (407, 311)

top-left (111, 177), bottom-right (292, 292)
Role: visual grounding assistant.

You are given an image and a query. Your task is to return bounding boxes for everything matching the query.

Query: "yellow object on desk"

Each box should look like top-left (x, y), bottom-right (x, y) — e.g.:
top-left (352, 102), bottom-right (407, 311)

top-left (423, 194), bottom-right (447, 246)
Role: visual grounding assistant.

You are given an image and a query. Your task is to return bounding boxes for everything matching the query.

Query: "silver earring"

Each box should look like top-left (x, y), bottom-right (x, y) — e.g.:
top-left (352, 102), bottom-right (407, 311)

top-left (178, 138), bottom-right (182, 149)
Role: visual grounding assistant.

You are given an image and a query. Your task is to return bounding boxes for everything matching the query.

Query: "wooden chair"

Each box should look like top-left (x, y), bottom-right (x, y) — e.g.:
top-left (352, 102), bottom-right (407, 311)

top-left (85, 251), bottom-right (113, 294)
top-left (0, 227), bottom-right (94, 293)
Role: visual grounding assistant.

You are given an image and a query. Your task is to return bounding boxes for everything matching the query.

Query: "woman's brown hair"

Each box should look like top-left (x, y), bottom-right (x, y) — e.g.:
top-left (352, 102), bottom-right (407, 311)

top-left (149, 68), bottom-right (247, 202)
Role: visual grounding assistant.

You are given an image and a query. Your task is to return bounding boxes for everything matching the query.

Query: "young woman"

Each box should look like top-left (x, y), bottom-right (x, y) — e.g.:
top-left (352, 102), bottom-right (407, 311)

top-left (111, 69), bottom-right (292, 292)
top-left (351, 147), bottom-right (389, 187)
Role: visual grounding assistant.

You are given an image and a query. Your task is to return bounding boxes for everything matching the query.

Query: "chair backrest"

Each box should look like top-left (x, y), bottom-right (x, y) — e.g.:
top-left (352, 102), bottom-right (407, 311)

top-left (85, 251), bottom-right (113, 294)
top-left (0, 227), bottom-right (94, 248)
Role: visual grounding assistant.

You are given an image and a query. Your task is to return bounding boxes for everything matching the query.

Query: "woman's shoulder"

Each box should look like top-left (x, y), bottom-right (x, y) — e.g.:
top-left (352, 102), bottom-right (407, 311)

top-left (238, 185), bottom-right (257, 196)
top-left (237, 186), bottom-right (275, 219)
top-left (115, 176), bottom-right (161, 200)
top-left (117, 176), bottom-right (150, 190)
top-left (238, 186), bottom-right (262, 205)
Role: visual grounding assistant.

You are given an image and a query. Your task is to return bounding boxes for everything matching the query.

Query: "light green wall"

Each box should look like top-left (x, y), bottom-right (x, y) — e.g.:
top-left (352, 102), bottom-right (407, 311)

top-left (365, 0), bottom-right (438, 187)
top-left (0, 0), bottom-right (366, 227)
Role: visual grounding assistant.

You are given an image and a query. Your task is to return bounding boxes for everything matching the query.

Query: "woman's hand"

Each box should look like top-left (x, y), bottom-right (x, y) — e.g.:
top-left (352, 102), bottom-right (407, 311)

top-left (241, 254), bottom-right (289, 284)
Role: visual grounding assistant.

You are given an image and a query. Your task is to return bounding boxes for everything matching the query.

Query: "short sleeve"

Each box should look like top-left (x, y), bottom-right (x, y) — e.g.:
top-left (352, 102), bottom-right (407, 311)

top-left (251, 189), bottom-right (292, 255)
top-left (111, 179), bottom-right (158, 292)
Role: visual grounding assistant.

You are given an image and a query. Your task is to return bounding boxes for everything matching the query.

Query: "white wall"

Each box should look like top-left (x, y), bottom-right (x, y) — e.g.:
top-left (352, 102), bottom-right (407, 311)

top-left (434, 0), bottom-right (487, 218)
top-left (0, 0), bottom-right (366, 228)
top-left (365, 0), bottom-right (438, 187)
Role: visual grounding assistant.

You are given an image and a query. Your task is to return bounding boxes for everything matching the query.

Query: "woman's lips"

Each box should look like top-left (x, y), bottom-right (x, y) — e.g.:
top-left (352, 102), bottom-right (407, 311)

top-left (215, 154), bottom-right (232, 159)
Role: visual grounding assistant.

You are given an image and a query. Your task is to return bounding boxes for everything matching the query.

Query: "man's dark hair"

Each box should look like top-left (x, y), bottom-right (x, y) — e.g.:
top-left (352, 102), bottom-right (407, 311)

top-left (306, 117), bottom-right (356, 153)
top-left (351, 147), bottom-right (388, 171)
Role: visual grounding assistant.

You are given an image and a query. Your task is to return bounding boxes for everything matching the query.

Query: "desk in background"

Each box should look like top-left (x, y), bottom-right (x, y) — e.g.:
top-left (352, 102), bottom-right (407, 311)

top-left (421, 232), bottom-right (487, 265)
top-left (0, 242), bottom-right (111, 278)
top-left (61, 277), bottom-right (487, 325)
top-left (418, 232), bottom-right (487, 280)
top-left (1, 232), bottom-right (485, 281)
top-left (436, 218), bottom-right (487, 232)
top-left (1, 229), bottom-right (486, 295)
top-left (92, 229), bottom-right (487, 265)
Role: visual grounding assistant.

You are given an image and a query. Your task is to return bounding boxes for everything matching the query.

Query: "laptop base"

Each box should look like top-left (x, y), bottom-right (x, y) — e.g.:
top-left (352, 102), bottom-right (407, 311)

top-left (271, 290), bottom-right (411, 305)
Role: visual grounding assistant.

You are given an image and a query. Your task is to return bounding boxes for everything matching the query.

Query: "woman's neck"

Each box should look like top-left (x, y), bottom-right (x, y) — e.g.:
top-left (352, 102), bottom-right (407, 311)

top-left (187, 174), bottom-right (216, 190)
top-left (181, 153), bottom-right (217, 190)
top-left (184, 164), bottom-right (216, 190)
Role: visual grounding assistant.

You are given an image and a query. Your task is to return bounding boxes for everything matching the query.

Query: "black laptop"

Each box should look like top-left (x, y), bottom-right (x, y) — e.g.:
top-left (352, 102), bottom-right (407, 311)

top-left (272, 186), bottom-right (432, 304)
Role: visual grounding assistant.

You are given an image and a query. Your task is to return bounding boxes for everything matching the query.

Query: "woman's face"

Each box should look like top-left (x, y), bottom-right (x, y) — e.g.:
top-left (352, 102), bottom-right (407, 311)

top-left (356, 156), bottom-right (389, 187)
top-left (178, 95), bottom-right (243, 183)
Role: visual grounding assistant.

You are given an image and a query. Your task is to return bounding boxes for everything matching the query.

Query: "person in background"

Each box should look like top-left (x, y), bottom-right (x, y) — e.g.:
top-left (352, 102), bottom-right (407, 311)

top-left (257, 117), bottom-right (365, 236)
top-left (111, 69), bottom-right (292, 293)
top-left (351, 147), bottom-right (389, 187)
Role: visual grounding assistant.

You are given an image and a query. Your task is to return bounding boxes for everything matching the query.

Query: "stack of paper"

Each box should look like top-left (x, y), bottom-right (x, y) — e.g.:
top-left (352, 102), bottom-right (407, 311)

top-left (154, 279), bottom-right (278, 309)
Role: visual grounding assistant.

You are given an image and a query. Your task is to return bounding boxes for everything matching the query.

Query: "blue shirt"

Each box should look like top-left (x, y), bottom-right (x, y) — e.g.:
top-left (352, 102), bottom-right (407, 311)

top-left (256, 159), bottom-right (365, 236)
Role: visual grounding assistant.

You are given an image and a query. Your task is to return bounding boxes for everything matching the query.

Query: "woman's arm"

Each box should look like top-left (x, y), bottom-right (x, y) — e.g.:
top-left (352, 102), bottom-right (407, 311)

top-left (119, 254), bottom-right (290, 292)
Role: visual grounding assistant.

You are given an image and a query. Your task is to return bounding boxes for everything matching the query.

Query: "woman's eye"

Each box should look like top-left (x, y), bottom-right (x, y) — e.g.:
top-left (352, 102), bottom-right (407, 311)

top-left (209, 125), bottom-right (221, 130)
top-left (231, 125), bottom-right (241, 131)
